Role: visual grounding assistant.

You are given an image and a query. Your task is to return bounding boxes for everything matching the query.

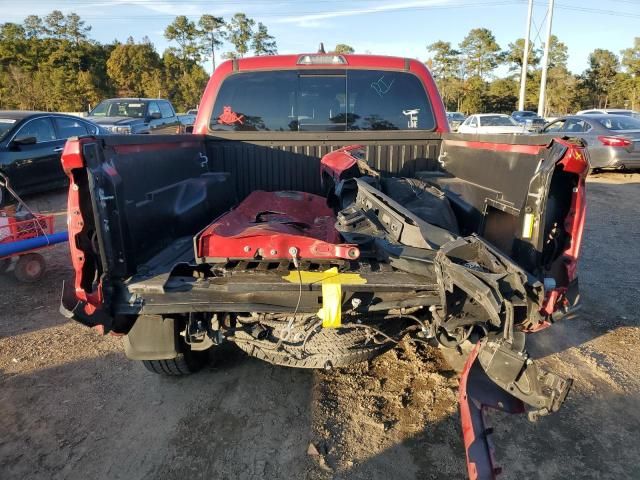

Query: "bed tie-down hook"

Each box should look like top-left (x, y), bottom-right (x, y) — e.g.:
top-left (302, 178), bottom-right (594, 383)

top-left (198, 152), bottom-right (208, 169)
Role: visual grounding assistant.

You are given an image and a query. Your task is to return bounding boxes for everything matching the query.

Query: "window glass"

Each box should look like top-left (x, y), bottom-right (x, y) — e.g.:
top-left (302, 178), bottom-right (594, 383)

top-left (562, 119), bottom-right (586, 133)
top-left (54, 117), bottom-right (88, 139)
top-left (469, 117), bottom-right (478, 127)
top-left (148, 102), bottom-right (161, 117)
top-left (576, 120), bottom-right (591, 132)
top-left (0, 118), bottom-right (17, 141)
top-left (15, 118), bottom-right (56, 143)
top-left (597, 116), bottom-right (640, 131)
top-left (480, 115), bottom-right (517, 127)
top-left (209, 69), bottom-right (435, 132)
top-left (543, 120), bottom-right (566, 132)
top-left (83, 121), bottom-right (99, 135)
top-left (159, 102), bottom-right (174, 118)
top-left (91, 100), bottom-right (147, 118)
top-left (514, 111), bottom-right (536, 117)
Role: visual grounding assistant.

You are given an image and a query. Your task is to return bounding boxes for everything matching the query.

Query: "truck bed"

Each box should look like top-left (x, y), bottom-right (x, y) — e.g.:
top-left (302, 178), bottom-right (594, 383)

top-left (119, 234), bottom-right (438, 316)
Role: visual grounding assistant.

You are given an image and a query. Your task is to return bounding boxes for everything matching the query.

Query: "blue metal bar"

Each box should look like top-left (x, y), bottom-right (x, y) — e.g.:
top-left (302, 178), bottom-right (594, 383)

top-left (0, 231), bottom-right (69, 258)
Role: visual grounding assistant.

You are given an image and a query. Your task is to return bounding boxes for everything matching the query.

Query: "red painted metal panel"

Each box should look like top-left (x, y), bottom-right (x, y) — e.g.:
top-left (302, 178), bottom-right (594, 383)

top-left (62, 138), bottom-right (103, 315)
top-left (193, 54), bottom-right (449, 134)
top-left (445, 139), bottom-right (545, 155)
top-left (196, 190), bottom-right (359, 261)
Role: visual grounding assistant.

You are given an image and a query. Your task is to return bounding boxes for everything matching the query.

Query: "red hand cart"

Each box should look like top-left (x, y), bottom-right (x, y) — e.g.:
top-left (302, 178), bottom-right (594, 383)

top-left (0, 173), bottom-right (60, 282)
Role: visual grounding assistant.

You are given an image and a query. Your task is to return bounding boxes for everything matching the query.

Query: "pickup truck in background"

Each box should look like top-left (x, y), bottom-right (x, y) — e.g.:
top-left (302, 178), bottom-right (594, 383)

top-left (60, 53), bottom-right (588, 479)
top-left (86, 98), bottom-right (182, 134)
top-left (511, 110), bottom-right (547, 131)
top-left (176, 112), bottom-right (196, 131)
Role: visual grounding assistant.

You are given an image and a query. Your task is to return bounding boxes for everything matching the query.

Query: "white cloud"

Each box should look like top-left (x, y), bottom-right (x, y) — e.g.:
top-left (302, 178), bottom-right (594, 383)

top-left (3, 0), bottom-right (236, 18)
top-left (274, 0), bottom-right (455, 27)
top-left (107, 0), bottom-right (228, 16)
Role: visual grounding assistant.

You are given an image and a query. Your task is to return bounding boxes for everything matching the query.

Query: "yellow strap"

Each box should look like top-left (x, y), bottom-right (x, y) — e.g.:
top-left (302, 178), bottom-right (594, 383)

top-left (281, 267), bottom-right (367, 329)
top-left (318, 278), bottom-right (342, 328)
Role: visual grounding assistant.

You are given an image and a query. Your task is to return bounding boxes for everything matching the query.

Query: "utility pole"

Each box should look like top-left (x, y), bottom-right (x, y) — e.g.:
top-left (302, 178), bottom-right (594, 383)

top-left (537, 0), bottom-right (555, 118)
top-left (518, 0), bottom-right (534, 111)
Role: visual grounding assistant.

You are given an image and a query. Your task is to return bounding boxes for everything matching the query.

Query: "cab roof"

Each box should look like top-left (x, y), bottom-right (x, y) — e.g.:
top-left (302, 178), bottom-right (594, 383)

top-left (227, 54), bottom-right (416, 72)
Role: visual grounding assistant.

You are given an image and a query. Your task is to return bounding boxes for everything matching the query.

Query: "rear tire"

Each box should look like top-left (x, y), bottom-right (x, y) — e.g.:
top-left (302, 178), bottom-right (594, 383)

top-left (142, 348), bottom-right (209, 376)
top-left (233, 323), bottom-right (398, 369)
top-left (14, 253), bottom-right (46, 282)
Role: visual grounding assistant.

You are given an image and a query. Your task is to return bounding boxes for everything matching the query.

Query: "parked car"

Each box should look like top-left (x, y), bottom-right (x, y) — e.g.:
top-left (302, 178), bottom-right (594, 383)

top-left (86, 98), bottom-right (182, 134)
top-left (177, 112), bottom-right (196, 132)
top-left (576, 108), bottom-right (640, 119)
top-left (457, 113), bottom-right (526, 134)
top-left (60, 53), bottom-right (588, 479)
top-left (446, 111), bottom-right (466, 131)
top-left (0, 111), bottom-right (107, 205)
top-left (511, 110), bottom-right (546, 131)
top-left (540, 114), bottom-right (640, 170)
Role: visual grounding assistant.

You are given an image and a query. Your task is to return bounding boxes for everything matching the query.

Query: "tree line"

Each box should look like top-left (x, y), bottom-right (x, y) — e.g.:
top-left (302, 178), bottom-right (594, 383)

top-left (427, 28), bottom-right (640, 115)
top-left (1, 12), bottom-right (638, 116)
top-left (0, 11), bottom-right (277, 112)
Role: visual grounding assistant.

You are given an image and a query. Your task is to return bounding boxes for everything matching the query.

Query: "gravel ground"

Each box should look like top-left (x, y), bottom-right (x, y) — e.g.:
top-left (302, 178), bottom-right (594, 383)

top-left (0, 172), bottom-right (638, 480)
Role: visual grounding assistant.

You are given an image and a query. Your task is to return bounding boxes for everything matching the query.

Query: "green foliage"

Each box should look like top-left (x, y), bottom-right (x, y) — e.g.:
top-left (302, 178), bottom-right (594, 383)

top-left (107, 38), bottom-right (162, 97)
top-left (459, 28), bottom-right (502, 79)
top-left (164, 15), bottom-right (202, 66)
top-left (1, 16), bottom-right (639, 116)
top-left (504, 38), bottom-right (540, 72)
top-left (198, 15), bottom-right (226, 70)
top-left (225, 13), bottom-right (255, 59)
top-left (460, 76), bottom-right (487, 114)
top-left (584, 49), bottom-right (620, 108)
top-left (485, 78), bottom-right (518, 112)
top-left (333, 44), bottom-right (355, 54)
top-left (621, 37), bottom-right (640, 75)
top-left (252, 23), bottom-right (277, 56)
top-left (426, 41), bottom-right (463, 111)
top-left (545, 35), bottom-right (568, 69)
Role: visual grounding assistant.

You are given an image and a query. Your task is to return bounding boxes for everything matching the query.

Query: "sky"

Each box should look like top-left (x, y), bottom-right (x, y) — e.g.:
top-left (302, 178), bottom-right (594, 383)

top-left (3, 0), bottom-right (639, 75)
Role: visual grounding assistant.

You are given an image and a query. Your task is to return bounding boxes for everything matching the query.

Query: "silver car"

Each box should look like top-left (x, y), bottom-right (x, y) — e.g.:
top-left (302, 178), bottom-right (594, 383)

top-left (540, 114), bottom-right (640, 171)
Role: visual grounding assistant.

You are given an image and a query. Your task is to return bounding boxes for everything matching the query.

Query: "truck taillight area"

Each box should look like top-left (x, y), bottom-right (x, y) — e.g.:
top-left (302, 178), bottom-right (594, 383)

top-left (61, 138), bottom-right (106, 330)
top-left (539, 140), bottom-right (588, 322)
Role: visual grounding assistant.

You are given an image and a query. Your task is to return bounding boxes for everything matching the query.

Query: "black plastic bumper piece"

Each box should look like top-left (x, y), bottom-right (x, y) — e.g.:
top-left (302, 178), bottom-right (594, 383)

top-left (459, 338), bottom-right (572, 479)
top-left (59, 280), bottom-right (113, 332)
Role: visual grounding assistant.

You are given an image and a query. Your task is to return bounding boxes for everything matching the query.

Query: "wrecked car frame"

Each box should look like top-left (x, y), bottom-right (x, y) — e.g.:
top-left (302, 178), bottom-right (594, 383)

top-left (59, 53), bottom-right (588, 479)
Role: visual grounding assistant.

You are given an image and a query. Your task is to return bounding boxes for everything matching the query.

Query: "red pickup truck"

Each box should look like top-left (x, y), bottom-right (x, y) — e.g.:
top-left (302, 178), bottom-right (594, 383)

top-left (60, 53), bottom-right (587, 479)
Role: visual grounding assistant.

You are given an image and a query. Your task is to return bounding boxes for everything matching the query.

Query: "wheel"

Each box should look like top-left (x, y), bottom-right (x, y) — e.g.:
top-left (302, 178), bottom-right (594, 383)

top-left (232, 322), bottom-right (398, 369)
top-left (142, 348), bottom-right (209, 376)
top-left (14, 253), bottom-right (46, 282)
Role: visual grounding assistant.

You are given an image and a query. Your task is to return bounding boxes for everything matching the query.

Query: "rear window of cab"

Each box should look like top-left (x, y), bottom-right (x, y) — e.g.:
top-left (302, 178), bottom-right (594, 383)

top-left (210, 69), bottom-right (435, 132)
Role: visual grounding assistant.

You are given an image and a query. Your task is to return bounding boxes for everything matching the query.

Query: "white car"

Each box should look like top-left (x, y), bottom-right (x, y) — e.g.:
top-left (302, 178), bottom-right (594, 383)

top-left (576, 108), bottom-right (640, 119)
top-left (457, 114), bottom-right (527, 134)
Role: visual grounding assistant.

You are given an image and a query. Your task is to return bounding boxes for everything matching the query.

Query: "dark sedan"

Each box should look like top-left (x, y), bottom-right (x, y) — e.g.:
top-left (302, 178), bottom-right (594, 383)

top-left (0, 111), bottom-right (106, 205)
top-left (540, 114), bottom-right (640, 170)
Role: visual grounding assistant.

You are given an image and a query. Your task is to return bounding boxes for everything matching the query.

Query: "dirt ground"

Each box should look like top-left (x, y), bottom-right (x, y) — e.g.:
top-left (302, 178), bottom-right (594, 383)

top-left (1, 173), bottom-right (639, 480)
